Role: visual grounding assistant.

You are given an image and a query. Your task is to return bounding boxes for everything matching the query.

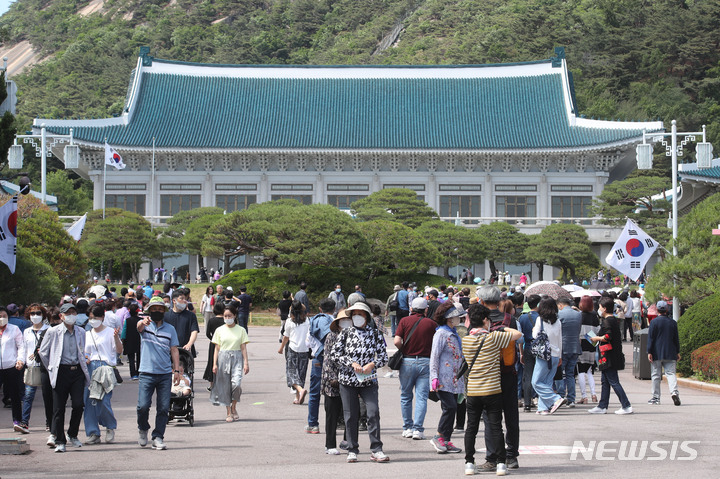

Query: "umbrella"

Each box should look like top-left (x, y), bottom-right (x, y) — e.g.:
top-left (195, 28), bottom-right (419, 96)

top-left (608, 287), bottom-right (623, 294)
top-left (562, 284), bottom-right (584, 292)
top-left (524, 281), bottom-right (574, 302)
top-left (589, 280), bottom-right (611, 291)
top-left (570, 289), bottom-right (601, 298)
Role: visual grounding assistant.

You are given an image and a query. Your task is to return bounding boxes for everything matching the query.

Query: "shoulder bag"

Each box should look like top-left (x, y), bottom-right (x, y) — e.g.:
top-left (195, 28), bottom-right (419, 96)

top-left (388, 318), bottom-right (422, 370)
top-left (530, 318), bottom-right (553, 365)
top-left (455, 333), bottom-right (487, 380)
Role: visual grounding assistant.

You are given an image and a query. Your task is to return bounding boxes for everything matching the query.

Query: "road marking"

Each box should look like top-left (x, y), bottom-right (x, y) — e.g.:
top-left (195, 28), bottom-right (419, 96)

top-left (476, 445), bottom-right (577, 455)
top-left (252, 401), bottom-right (265, 405)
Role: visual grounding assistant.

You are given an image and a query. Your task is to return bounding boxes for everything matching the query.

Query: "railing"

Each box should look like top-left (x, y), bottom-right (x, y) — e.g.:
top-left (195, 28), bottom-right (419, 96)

top-left (438, 217), bottom-right (606, 228)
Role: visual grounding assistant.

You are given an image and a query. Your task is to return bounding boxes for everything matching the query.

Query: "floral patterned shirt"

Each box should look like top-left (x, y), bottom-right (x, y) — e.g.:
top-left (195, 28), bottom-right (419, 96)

top-left (321, 331), bottom-right (341, 397)
top-left (330, 325), bottom-right (388, 388)
top-left (430, 325), bottom-right (465, 394)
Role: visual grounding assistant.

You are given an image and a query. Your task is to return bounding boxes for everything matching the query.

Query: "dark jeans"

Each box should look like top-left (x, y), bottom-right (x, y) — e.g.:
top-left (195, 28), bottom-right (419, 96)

top-left (237, 313), bottom-right (249, 332)
top-left (0, 367), bottom-right (23, 424)
top-left (137, 372), bottom-right (172, 440)
top-left (599, 368), bottom-right (631, 410)
top-left (52, 366), bottom-right (85, 444)
top-left (455, 397), bottom-right (466, 429)
top-left (308, 353), bottom-right (323, 427)
top-left (464, 393), bottom-right (505, 465)
top-left (437, 390), bottom-right (457, 442)
top-left (324, 394), bottom-right (343, 449)
top-left (484, 373), bottom-right (519, 460)
top-left (623, 319), bottom-right (634, 341)
top-left (127, 351), bottom-right (141, 378)
top-left (522, 351), bottom-right (536, 407)
top-left (41, 369), bottom-right (55, 434)
top-left (339, 383), bottom-right (382, 454)
top-left (22, 368), bottom-right (53, 428)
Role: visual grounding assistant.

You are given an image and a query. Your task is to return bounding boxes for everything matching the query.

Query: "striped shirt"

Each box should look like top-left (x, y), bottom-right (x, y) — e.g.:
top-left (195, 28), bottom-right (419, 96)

top-left (462, 330), bottom-right (512, 397)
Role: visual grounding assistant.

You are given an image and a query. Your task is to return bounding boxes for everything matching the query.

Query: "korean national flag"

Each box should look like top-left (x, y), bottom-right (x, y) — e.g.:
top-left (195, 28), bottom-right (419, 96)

top-left (605, 219), bottom-right (659, 281)
top-left (105, 143), bottom-right (126, 170)
top-left (0, 196), bottom-right (18, 274)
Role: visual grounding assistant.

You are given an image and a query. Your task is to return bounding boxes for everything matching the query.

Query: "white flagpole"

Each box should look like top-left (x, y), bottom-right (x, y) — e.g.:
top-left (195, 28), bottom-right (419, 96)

top-left (151, 137), bottom-right (156, 226)
top-left (103, 139), bottom-right (107, 220)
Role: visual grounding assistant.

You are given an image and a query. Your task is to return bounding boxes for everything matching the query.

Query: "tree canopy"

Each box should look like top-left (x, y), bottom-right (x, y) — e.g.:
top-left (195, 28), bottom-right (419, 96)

top-left (415, 220), bottom-right (485, 278)
top-left (525, 223), bottom-right (599, 283)
top-left (476, 222), bottom-right (528, 278)
top-left (351, 188), bottom-right (438, 229)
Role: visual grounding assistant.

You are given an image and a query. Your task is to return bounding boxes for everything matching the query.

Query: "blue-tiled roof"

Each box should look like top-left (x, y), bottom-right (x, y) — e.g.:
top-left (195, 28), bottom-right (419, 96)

top-left (40, 58), bottom-right (659, 150)
top-left (681, 166), bottom-right (720, 179)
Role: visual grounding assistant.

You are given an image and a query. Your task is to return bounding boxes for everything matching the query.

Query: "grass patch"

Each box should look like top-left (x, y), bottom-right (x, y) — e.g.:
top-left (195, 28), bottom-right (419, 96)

top-left (249, 312), bottom-right (281, 327)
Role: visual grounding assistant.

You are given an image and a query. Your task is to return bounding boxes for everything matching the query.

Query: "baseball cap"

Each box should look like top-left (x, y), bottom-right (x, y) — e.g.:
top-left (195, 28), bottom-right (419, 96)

top-left (60, 303), bottom-right (77, 314)
top-left (656, 300), bottom-right (669, 312)
top-left (411, 297), bottom-right (428, 310)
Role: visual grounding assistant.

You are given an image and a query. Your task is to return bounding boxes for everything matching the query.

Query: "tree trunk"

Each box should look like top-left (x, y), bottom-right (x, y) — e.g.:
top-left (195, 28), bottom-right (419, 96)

top-left (489, 260), bottom-right (497, 279)
top-left (534, 262), bottom-right (544, 281)
top-left (121, 263), bottom-right (129, 284)
top-left (198, 255), bottom-right (204, 270)
top-left (443, 265), bottom-right (450, 279)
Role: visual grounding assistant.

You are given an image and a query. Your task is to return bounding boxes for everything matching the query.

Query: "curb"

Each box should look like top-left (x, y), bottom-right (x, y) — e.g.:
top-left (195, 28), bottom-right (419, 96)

top-left (675, 376), bottom-right (720, 394)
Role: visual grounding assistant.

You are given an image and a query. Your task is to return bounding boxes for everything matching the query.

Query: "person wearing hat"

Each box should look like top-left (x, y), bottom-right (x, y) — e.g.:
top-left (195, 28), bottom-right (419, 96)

top-left (38, 303), bottom-right (90, 452)
top-left (647, 300), bottom-right (681, 406)
top-left (385, 285), bottom-right (402, 338)
top-left (323, 309), bottom-right (351, 454)
top-left (329, 301), bottom-right (389, 463)
top-left (136, 296), bottom-right (182, 450)
top-left (393, 297), bottom-right (437, 441)
top-left (429, 302), bottom-right (467, 454)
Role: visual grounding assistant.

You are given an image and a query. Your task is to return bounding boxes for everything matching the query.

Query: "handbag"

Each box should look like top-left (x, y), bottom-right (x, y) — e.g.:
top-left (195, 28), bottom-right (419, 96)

top-left (388, 318), bottom-right (422, 370)
top-left (455, 334), bottom-right (487, 380)
top-left (530, 318), bottom-right (552, 364)
top-left (24, 366), bottom-right (42, 387)
top-left (90, 329), bottom-right (123, 384)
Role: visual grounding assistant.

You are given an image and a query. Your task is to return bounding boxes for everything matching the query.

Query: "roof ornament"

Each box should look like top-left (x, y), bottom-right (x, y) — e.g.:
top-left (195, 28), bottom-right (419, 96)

top-left (139, 46), bottom-right (153, 67)
top-left (552, 46), bottom-right (565, 68)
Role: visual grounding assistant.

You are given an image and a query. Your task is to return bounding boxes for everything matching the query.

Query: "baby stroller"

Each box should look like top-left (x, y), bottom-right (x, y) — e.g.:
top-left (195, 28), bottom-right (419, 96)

top-left (169, 349), bottom-right (195, 426)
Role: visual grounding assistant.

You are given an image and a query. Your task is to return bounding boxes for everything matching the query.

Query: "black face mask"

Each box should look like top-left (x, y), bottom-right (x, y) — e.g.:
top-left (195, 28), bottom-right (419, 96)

top-left (150, 311), bottom-right (164, 322)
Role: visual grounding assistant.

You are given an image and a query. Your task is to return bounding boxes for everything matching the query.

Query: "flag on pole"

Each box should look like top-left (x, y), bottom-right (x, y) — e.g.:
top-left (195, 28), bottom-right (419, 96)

top-left (67, 213), bottom-right (87, 241)
top-left (0, 196), bottom-right (18, 274)
top-left (105, 143), bottom-right (126, 170)
top-left (605, 219), bottom-right (659, 281)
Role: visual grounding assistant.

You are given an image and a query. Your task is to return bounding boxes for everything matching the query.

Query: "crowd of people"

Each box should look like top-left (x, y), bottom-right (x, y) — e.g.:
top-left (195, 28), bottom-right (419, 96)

top-left (0, 277), bottom-right (681, 476)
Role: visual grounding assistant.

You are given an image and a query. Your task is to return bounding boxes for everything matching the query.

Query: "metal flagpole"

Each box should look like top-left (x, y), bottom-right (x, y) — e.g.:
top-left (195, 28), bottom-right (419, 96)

top-left (151, 137), bottom-right (156, 226)
top-left (103, 139), bottom-right (107, 220)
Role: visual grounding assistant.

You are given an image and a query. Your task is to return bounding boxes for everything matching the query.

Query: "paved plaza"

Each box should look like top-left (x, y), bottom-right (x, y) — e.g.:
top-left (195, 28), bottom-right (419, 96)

top-left (2, 326), bottom-right (719, 478)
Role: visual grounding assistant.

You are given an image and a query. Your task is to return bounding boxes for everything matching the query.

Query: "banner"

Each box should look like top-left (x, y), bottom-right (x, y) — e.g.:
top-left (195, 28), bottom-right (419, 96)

top-left (105, 143), bottom-right (126, 170)
top-left (67, 213), bottom-right (87, 241)
top-left (605, 219), bottom-right (659, 281)
top-left (0, 196), bottom-right (18, 274)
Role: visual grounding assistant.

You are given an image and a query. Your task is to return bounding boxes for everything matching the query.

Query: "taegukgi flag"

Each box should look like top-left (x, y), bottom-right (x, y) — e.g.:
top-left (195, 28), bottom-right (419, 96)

top-left (67, 213), bottom-right (87, 241)
top-left (605, 219), bottom-right (659, 281)
top-left (104, 143), bottom-right (126, 170)
top-left (0, 196), bottom-right (18, 274)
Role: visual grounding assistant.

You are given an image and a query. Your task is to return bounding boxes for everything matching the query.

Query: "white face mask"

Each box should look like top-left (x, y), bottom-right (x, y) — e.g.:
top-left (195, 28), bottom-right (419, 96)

top-left (89, 319), bottom-right (103, 329)
top-left (63, 315), bottom-right (77, 326)
top-left (339, 319), bottom-right (352, 329)
top-left (224, 317), bottom-right (235, 326)
top-left (352, 315), bottom-right (366, 327)
top-left (0, 317), bottom-right (7, 327)
top-left (30, 314), bottom-right (43, 324)
top-left (175, 301), bottom-right (187, 311)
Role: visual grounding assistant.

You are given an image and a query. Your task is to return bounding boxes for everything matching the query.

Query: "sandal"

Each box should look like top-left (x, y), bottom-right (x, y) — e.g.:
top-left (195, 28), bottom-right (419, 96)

top-left (293, 399), bottom-right (300, 405)
top-left (591, 395), bottom-right (598, 403)
top-left (232, 412), bottom-right (240, 421)
top-left (226, 415), bottom-right (234, 423)
top-left (299, 389), bottom-right (308, 405)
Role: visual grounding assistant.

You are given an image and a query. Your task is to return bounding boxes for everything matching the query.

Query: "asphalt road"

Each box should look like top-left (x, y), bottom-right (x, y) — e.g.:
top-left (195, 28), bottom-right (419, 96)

top-left (2, 326), bottom-right (718, 478)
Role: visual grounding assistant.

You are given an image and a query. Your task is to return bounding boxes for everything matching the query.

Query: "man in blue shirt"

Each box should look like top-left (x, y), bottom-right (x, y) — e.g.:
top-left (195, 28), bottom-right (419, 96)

top-left (137, 296), bottom-right (181, 450)
top-left (396, 282), bottom-right (410, 321)
top-left (647, 301), bottom-right (681, 406)
top-left (143, 280), bottom-right (154, 299)
top-left (305, 298), bottom-right (336, 434)
top-left (236, 286), bottom-right (252, 332)
top-left (555, 297), bottom-right (583, 406)
top-left (7, 304), bottom-right (30, 332)
top-left (517, 295), bottom-right (540, 412)
top-left (294, 282), bottom-right (310, 313)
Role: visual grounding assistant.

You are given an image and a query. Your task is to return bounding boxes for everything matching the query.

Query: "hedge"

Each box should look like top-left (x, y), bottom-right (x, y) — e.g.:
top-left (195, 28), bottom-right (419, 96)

top-left (691, 340), bottom-right (720, 381)
top-left (677, 293), bottom-right (720, 375)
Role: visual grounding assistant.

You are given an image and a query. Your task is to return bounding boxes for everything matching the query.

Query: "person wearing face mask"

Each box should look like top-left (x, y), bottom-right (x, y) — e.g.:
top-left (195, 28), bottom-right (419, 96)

top-left (0, 305), bottom-right (26, 433)
top-left (328, 284), bottom-right (346, 316)
top-left (136, 296), bottom-right (182, 450)
top-left (38, 303), bottom-right (90, 453)
top-left (278, 300), bottom-right (310, 405)
top-left (210, 306), bottom-right (250, 422)
top-left (163, 290), bottom-right (200, 358)
top-left (83, 305), bottom-right (123, 445)
top-left (18, 304), bottom-right (50, 434)
top-left (429, 302), bottom-right (467, 454)
top-left (323, 309), bottom-right (351, 454)
top-left (330, 302), bottom-right (389, 464)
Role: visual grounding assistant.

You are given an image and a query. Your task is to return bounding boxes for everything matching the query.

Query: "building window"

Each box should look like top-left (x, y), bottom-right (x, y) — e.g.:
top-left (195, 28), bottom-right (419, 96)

top-left (327, 195), bottom-right (367, 209)
top-left (271, 195), bottom-right (313, 205)
top-left (271, 184), bottom-right (313, 191)
top-left (160, 184), bottom-right (201, 190)
top-left (440, 196), bottom-right (481, 224)
top-left (106, 194), bottom-right (146, 215)
top-left (216, 195), bottom-right (257, 212)
top-left (216, 184), bottom-right (257, 191)
top-left (327, 184), bottom-right (369, 191)
top-left (496, 196), bottom-right (536, 224)
top-left (550, 185), bottom-right (593, 192)
top-left (160, 195), bottom-right (201, 217)
top-left (495, 185), bottom-right (537, 192)
top-left (383, 184), bottom-right (425, 191)
top-left (106, 184), bottom-right (146, 190)
top-left (439, 185), bottom-right (481, 191)
top-left (551, 196), bottom-right (592, 224)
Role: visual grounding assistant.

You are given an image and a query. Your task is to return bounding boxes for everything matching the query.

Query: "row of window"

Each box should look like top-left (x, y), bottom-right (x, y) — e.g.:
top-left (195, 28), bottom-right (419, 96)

top-left (106, 194), bottom-right (592, 220)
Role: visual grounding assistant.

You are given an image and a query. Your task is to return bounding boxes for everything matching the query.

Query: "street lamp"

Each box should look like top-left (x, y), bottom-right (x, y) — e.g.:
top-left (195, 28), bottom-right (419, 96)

top-left (0, 171), bottom-right (32, 195)
top-left (636, 120), bottom-right (713, 321)
top-left (7, 125), bottom-right (79, 204)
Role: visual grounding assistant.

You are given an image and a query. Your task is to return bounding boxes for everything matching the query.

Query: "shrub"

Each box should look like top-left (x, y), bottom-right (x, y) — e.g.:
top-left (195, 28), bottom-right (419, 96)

top-left (691, 340), bottom-right (720, 381)
top-left (677, 293), bottom-right (720, 375)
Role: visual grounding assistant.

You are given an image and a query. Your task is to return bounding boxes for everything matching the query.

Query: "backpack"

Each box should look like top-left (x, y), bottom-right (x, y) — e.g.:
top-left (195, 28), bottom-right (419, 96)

top-left (388, 293), bottom-right (399, 312)
top-left (490, 313), bottom-right (517, 373)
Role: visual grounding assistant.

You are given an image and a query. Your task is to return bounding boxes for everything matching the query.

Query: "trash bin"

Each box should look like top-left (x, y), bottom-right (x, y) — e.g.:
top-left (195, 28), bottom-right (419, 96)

top-left (633, 328), bottom-right (651, 380)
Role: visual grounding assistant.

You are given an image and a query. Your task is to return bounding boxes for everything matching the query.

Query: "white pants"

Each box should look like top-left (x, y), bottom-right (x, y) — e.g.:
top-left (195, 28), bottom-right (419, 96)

top-left (651, 360), bottom-right (678, 400)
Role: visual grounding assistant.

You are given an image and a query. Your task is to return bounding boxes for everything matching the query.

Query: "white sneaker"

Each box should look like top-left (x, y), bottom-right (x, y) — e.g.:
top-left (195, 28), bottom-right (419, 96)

top-left (588, 406), bottom-right (607, 414)
top-left (68, 436), bottom-right (83, 448)
top-left (326, 448), bottom-right (340, 455)
top-left (151, 437), bottom-right (167, 450)
top-left (138, 429), bottom-right (148, 447)
top-left (47, 434), bottom-right (56, 448)
top-left (346, 452), bottom-right (358, 463)
top-left (412, 430), bottom-right (425, 440)
top-left (105, 429), bottom-right (115, 444)
top-left (614, 406), bottom-right (633, 415)
top-left (54, 444), bottom-right (66, 453)
top-left (85, 434), bottom-right (101, 445)
top-left (383, 371), bottom-right (395, 378)
top-left (402, 429), bottom-right (413, 438)
top-left (496, 463), bottom-right (508, 476)
top-left (370, 450), bottom-right (390, 462)
top-left (464, 462), bottom-right (476, 475)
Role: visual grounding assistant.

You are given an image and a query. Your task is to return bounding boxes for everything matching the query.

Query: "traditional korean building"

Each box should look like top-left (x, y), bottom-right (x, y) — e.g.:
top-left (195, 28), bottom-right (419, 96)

top-left (35, 47), bottom-right (663, 278)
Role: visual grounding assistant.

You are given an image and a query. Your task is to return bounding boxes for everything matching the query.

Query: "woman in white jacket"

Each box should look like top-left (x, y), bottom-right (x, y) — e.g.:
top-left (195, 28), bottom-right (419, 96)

top-left (531, 298), bottom-right (566, 415)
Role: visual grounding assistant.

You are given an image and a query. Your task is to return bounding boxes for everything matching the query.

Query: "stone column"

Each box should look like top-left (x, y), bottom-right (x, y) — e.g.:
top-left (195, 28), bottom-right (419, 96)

top-left (90, 171), bottom-right (103, 210)
top-left (259, 173), bottom-right (269, 203)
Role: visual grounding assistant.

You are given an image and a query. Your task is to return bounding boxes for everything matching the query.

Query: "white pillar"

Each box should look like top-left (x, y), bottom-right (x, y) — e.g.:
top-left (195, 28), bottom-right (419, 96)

top-left (483, 174), bottom-right (493, 219)
top-left (90, 172), bottom-right (103, 210)
top-left (259, 174), bottom-right (269, 203)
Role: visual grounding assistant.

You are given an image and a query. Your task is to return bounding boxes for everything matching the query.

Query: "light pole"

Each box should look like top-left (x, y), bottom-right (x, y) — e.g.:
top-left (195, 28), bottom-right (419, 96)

top-left (636, 120), bottom-right (713, 321)
top-left (7, 125), bottom-right (79, 204)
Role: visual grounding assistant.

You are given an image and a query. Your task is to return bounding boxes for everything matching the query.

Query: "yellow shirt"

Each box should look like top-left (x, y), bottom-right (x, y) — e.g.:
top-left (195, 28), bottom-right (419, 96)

top-left (211, 324), bottom-right (249, 351)
top-left (462, 330), bottom-right (512, 397)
